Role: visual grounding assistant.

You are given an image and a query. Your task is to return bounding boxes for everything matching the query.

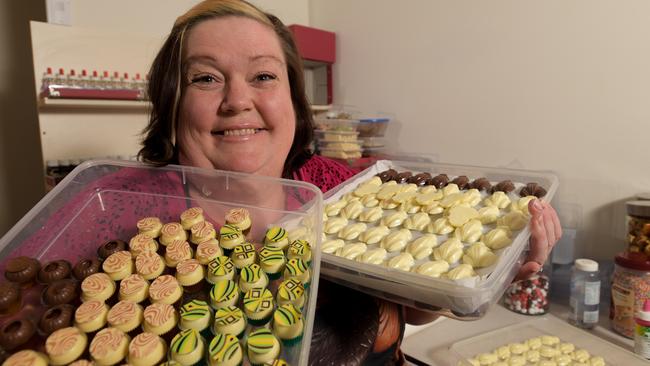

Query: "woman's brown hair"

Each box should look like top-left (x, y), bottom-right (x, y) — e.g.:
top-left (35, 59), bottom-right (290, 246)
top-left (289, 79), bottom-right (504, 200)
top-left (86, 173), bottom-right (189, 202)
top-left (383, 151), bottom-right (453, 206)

top-left (138, 0), bottom-right (313, 178)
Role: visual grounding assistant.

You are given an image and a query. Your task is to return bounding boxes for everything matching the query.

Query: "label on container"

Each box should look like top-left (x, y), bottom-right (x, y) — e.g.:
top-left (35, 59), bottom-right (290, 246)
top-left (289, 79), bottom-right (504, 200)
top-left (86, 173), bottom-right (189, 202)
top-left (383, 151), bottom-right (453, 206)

top-left (635, 325), bottom-right (650, 359)
top-left (584, 281), bottom-right (601, 305)
top-left (612, 283), bottom-right (635, 337)
top-left (583, 310), bottom-right (599, 324)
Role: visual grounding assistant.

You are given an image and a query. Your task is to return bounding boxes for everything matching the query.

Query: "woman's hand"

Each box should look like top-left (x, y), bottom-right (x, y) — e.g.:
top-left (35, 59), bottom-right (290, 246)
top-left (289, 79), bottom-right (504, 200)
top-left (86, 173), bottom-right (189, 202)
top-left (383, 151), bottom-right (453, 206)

top-left (516, 199), bottom-right (562, 280)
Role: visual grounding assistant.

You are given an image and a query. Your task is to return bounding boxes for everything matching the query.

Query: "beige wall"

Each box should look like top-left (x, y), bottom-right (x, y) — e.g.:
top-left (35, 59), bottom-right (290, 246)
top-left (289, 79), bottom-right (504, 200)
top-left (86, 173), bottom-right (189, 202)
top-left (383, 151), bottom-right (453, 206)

top-left (0, 2), bottom-right (47, 237)
top-left (310, 0), bottom-right (650, 260)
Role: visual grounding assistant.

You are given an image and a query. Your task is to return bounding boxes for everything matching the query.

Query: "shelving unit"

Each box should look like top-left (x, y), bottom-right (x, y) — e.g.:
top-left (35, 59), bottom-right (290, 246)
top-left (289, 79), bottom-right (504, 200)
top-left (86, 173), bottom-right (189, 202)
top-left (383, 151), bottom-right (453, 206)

top-left (39, 98), bottom-right (151, 110)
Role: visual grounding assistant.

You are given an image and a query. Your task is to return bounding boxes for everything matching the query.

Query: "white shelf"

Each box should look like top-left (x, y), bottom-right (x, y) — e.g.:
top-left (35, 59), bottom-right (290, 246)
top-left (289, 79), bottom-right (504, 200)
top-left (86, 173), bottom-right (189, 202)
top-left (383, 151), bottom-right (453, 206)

top-left (39, 98), bottom-right (151, 110)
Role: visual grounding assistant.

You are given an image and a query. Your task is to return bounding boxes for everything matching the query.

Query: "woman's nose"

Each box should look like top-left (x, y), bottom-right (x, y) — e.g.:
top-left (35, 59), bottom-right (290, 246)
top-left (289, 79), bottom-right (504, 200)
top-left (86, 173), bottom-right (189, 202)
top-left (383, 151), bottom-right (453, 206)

top-left (219, 78), bottom-right (253, 114)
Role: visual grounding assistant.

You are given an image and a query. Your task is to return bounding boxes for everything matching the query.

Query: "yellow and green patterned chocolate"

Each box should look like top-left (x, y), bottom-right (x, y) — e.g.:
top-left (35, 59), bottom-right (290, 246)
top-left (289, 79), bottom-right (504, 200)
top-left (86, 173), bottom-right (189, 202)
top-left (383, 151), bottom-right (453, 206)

top-left (265, 360), bottom-right (289, 366)
top-left (215, 306), bottom-right (244, 325)
top-left (211, 280), bottom-right (239, 302)
top-left (259, 247), bottom-right (285, 266)
top-left (277, 278), bottom-right (304, 302)
top-left (285, 258), bottom-right (308, 276)
top-left (208, 256), bottom-right (235, 276)
top-left (243, 288), bottom-right (274, 313)
top-left (209, 333), bottom-right (241, 362)
top-left (171, 328), bottom-right (200, 355)
top-left (274, 303), bottom-right (302, 326)
top-left (232, 243), bottom-right (256, 260)
top-left (247, 328), bottom-right (278, 354)
top-left (180, 300), bottom-right (211, 321)
top-left (220, 224), bottom-right (242, 240)
top-left (289, 240), bottom-right (311, 258)
top-left (264, 227), bottom-right (287, 243)
top-left (240, 263), bottom-right (264, 283)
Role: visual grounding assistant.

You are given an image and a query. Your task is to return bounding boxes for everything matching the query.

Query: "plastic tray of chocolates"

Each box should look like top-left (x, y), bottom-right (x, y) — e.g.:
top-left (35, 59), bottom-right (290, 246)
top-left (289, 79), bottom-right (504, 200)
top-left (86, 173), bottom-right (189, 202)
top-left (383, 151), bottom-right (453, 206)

top-left (0, 160), bottom-right (323, 366)
top-left (316, 159), bottom-right (558, 318)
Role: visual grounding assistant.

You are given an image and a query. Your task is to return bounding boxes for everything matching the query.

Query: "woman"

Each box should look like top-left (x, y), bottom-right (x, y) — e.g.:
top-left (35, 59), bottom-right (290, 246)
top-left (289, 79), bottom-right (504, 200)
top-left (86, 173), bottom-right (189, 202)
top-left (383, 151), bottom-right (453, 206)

top-left (138, 0), bottom-right (562, 364)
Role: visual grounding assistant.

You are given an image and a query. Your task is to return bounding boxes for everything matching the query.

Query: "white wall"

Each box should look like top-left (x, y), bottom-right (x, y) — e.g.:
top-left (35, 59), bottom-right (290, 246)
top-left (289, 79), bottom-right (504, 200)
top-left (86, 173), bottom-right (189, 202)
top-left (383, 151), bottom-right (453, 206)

top-left (310, 0), bottom-right (650, 260)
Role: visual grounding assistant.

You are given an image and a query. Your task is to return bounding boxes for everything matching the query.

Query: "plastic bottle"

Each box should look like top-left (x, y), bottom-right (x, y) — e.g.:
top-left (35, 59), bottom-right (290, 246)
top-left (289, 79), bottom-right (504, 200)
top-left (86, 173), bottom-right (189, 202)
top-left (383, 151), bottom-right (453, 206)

top-left (635, 299), bottom-right (650, 359)
top-left (41, 67), bottom-right (54, 92)
top-left (569, 259), bottom-right (601, 328)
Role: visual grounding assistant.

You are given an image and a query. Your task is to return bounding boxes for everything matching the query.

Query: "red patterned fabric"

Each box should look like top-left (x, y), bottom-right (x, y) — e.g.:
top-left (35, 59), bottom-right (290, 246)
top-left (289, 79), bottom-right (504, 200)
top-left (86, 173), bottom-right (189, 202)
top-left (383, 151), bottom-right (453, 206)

top-left (293, 154), bottom-right (357, 193)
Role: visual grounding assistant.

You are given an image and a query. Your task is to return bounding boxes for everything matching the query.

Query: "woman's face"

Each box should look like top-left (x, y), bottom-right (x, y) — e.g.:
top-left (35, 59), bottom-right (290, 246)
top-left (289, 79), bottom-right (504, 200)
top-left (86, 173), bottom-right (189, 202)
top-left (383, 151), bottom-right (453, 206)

top-left (177, 16), bottom-right (296, 178)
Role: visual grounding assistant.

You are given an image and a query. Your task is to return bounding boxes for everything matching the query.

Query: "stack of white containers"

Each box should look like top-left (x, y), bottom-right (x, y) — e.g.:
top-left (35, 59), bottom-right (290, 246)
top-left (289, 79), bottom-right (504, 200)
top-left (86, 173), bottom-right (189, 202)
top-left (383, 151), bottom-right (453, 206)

top-left (313, 118), bottom-right (363, 159)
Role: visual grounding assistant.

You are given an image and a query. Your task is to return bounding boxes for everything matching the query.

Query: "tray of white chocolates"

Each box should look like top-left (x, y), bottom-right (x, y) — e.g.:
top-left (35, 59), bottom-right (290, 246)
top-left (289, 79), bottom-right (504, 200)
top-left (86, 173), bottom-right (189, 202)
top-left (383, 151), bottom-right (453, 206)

top-left (450, 317), bottom-right (645, 365)
top-left (317, 160), bottom-right (559, 317)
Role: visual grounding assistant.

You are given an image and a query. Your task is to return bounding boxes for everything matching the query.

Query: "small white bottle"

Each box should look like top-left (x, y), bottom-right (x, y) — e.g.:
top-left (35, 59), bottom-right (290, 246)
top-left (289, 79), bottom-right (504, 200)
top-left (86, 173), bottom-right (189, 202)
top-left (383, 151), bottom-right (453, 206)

top-left (67, 69), bottom-right (79, 88)
top-left (41, 67), bottom-right (54, 92)
top-left (569, 258), bottom-right (600, 329)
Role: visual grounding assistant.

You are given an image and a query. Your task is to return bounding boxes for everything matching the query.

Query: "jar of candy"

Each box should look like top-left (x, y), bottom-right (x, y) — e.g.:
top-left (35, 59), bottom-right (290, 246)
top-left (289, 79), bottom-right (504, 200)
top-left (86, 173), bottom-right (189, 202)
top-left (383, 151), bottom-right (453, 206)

top-left (503, 274), bottom-right (550, 315)
top-left (626, 200), bottom-right (650, 254)
top-left (611, 252), bottom-right (650, 338)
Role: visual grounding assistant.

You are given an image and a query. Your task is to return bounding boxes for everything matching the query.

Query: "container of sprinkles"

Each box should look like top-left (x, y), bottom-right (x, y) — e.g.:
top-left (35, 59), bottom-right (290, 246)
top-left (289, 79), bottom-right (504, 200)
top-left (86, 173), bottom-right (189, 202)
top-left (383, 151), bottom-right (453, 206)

top-left (611, 251), bottom-right (650, 338)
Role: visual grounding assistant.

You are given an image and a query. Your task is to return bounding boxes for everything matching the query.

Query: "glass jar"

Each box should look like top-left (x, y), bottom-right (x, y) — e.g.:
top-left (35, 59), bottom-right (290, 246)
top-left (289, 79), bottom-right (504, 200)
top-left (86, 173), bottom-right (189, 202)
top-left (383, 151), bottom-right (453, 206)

top-left (503, 274), bottom-right (550, 315)
top-left (626, 200), bottom-right (650, 254)
top-left (611, 252), bottom-right (650, 338)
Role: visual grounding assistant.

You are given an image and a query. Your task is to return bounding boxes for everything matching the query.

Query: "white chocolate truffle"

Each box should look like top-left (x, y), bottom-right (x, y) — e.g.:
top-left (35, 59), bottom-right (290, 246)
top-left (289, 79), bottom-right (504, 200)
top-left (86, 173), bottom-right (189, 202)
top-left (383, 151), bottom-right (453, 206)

top-left (462, 242), bottom-right (498, 268)
top-left (415, 190), bottom-right (443, 205)
top-left (573, 349), bottom-right (590, 362)
top-left (511, 196), bottom-right (536, 215)
top-left (478, 206), bottom-right (500, 224)
top-left (423, 201), bottom-right (445, 215)
top-left (525, 349), bottom-right (540, 363)
top-left (288, 226), bottom-right (309, 242)
top-left (442, 183), bottom-right (460, 196)
top-left (376, 183), bottom-right (401, 200)
top-left (380, 229), bottom-right (412, 252)
top-left (358, 206), bottom-right (384, 223)
top-left (510, 342), bottom-right (529, 355)
top-left (445, 264), bottom-right (475, 279)
top-left (353, 182), bottom-right (381, 197)
top-left (427, 217), bottom-right (454, 235)
top-left (477, 352), bottom-right (498, 365)
top-left (439, 192), bottom-right (464, 208)
top-left (359, 225), bottom-right (390, 244)
top-left (381, 211), bottom-right (408, 228)
top-left (340, 200), bottom-right (364, 220)
top-left (392, 190), bottom-right (417, 204)
top-left (338, 222), bottom-right (368, 240)
top-left (447, 205), bottom-right (480, 227)
top-left (433, 238), bottom-right (464, 264)
top-left (540, 345), bottom-right (558, 358)
top-left (508, 355), bottom-right (526, 366)
top-left (334, 242), bottom-right (367, 260)
top-left (418, 185), bottom-right (437, 194)
top-left (497, 211), bottom-right (529, 231)
top-left (454, 219), bottom-right (483, 244)
top-left (324, 217), bottom-right (348, 235)
top-left (360, 194), bottom-right (380, 208)
top-left (363, 176), bottom-right (383, 186)
top-left (380, 199), bottom-right (399, 210)
top-left (589, 356), bottom-right (605, 366)
top-left (413, 260), bottom-right (449, 278)
top-left (527, 337), bottom-right (542, 350)
top-left (325, 199), bottom-right (347, 216)
top-left (356, 248), bottom-right (388, 265)
top-left (462, 189), bottom-right (482, 207)
top-left (321, 239), bottom-right (345, 254)
top-left (403, 212), bottom-right (431, 231)
top-left (398, 198), bottom-right (421, 214)
top-left (496, 345), bottom-right (510, 360)
top-left (482, 226), bottom-right (513, 250)
top-left (541, 335), bottom-right (560, 346)
top-left (558, 342), bottom-right (575, 354)
top-left (406, 238), bottom-right (435, 259)
top-left (385, 252), bottom-right (415, 271)
top-left (555, 354), bottom-right (572, 366)
top-left (483, 191), bottom-right (511, 209)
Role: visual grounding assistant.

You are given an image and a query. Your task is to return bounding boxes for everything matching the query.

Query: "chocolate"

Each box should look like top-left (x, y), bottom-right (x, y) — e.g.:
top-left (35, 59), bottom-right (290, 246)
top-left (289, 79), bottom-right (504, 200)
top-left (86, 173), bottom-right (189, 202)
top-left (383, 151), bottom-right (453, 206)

top-left (38, 260), bottom-right (71, 284)
top-left (0, 318), bottom-right (36, 350)
top-left (470, 177), bottom-right (492, 192)
top-left (407, 173), bottom-right (432, 186)
top-left (520, 182), bottom-right (547, 198)
top-left (492, 180), bottom-right (515, 194)
top-left (395, 171), bottom-right (413, 184)
top-left (73, 258), bottom-right (101, 281)
top-left (376, 169), bottom-right (398, 182)
top-left (4, 256), bottom-right (40, 285)
top-left (427, 174), bottom-right (449, 188)
top-left (43, 279), bottom-right (79, 306)
top-left (97, 240), bottom-right (127, 260)
top-left (0, 282), bottom-right (20, 315)
top-left (451, 175), bottom-right (470, 190)
top-left (39, 304), bottom-right (74, 335)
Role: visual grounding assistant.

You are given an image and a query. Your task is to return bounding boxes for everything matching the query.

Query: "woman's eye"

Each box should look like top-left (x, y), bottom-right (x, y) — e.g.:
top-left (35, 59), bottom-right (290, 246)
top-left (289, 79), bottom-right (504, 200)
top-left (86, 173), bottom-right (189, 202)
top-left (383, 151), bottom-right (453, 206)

top-left (190, 75), bottom-right (215, 84)
top-left (255, 73), bottom-right (277, 82)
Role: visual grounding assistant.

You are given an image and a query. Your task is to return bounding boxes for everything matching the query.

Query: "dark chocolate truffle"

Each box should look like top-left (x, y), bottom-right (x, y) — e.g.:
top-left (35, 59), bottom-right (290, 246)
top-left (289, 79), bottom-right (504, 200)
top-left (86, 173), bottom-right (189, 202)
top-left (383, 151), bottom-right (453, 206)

top-left (520, 182), bottom-right (547, 198)
top-left (0, 318), bottom-right (36, 350)
top-left (97, 240), bottom-right (127, 260)
top-left (39, 304), bottom-right (74, 335)
top-left (376, 169), bottom-right (397, 183)
top-left (73, 258), bottom-right (101, 281)
top-left (0, 282), bottom-right (20, 315)
top-left (451, 176), bottom-right (470, 190)
top-left (427, 174), bottom-right (450, 188)
top-left (42, 279), bottom-right (79, 306)
top-left (407, 173), bottom-right (431, 186)
top-left (4, 257), bottom-right (40, 285)
top-left (470, 177), bottom-right (492, 192)
top-left (492, 180), bottom-right (515, 194)
top-left (395, 171), bottom-right (413, 184)
top-left (37, 260), bottom-right (71, 284)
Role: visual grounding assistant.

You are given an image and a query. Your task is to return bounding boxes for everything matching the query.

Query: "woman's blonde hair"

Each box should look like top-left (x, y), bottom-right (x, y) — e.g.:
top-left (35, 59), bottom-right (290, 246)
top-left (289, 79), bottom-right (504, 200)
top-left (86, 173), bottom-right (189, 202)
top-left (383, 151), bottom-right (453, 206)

top-left (139, 0), bottom-right (314, 177)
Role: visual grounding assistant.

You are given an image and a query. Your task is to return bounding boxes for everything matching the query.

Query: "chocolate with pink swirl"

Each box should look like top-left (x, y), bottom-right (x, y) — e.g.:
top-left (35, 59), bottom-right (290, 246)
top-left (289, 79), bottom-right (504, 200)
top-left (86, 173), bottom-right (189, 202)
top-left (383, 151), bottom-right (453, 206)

top-left (81, 273), bottom-right (112, 295)
top-left (161, 223), bottom-right (184, 237)
top-left (103, 251), bottom-right (132, 272)
top-left (144, 303), bottom-right (175, 327)
top-left (166, 240), bottom-right (192, 261)
top-left (197, 243), bottom-right (221, 258)
top-left (149, 275), bottom-right (180, 301)
top-left (90, 328), bottom-right (125, 357)
top-left (129, 332), bottom-right (160, 358)
top-left (190, 221), bottom-right (215, 240)
top-left (129, 234), bottom-right (157, 255)
top-left (181, 207), bottom-right (203, 221)
top-left (46, 327), bottom-right (83, 356)
top-left (176, 259), bottom-right (201, 275)
top-left (135, 252), bottom-right (163, 274)
top-left (120, 274), bottom-right (147, 297)
top-left (108, 301), bottom-right (138, 325)
top-left (75, 300), bottom-right (105, 323)
top-left (225, 208), bottom-right (249, 224)
top-left (137, 217), bottom-right (162, 232)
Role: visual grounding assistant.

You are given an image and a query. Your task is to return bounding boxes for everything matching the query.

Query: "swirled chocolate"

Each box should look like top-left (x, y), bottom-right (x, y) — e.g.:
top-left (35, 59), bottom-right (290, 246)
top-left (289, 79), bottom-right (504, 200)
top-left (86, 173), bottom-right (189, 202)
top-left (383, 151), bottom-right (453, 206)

top-left (73, 258), bottom-right (101, 281)
top-left (427, 174), bottom-right (449, 188)
top-left (0, 318), bottom-right (35, 350)
top-left (4, 256), bottom-right (40, 285)
top-left (39, 304), bottom-right (74, 335)
top-left (38, 260), bottom-right (71, 284)
top-left (43, 279), bottom-right (79, 306)
top-left (376, 169), bottom-right (398, 182)
top-left (97, 240), bottom-right (127, 260)
top-left (451, 175), bottom-right (470, 190)
top-left (470, 177), bottom-right (492, 192)
top-left (492, 180), bottom-right (515, 194)
top-left (520, 182), bottom-right (547, 198)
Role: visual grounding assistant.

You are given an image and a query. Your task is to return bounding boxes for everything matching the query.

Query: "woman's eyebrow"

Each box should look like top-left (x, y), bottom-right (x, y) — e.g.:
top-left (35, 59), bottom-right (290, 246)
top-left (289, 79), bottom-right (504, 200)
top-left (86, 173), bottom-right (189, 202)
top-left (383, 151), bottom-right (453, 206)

top-left (250, 54), bottom-right (285, 66)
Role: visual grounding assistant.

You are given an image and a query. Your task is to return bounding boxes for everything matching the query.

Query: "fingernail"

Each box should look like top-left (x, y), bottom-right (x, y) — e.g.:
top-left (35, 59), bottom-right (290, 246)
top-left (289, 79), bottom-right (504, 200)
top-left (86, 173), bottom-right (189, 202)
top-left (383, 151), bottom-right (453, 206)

top-left (532, 199), bottom-right (543, 211)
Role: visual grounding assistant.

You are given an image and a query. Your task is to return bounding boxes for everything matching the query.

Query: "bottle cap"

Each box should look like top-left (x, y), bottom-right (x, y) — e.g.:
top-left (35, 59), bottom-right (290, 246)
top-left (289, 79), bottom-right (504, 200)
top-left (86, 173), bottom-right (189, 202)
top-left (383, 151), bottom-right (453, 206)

top-left (636, 299), bottom-right (650, 322)
top-left (575, 258), bottom-right (598, 272)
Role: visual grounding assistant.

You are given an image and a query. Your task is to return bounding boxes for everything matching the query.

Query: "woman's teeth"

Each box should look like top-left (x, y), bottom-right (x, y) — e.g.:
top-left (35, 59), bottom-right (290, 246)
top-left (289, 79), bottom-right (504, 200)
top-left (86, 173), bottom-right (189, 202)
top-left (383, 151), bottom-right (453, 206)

top-left (223, 128), bottom-right (258, 136)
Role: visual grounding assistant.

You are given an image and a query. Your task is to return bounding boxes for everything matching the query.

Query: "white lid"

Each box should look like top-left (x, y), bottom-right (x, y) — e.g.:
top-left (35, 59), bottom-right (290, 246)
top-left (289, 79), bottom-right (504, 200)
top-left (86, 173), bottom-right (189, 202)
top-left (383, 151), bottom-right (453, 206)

top-left (636, 299), bottom-right (650, 321)
top-left (575, 258), bottom-right (598, 272)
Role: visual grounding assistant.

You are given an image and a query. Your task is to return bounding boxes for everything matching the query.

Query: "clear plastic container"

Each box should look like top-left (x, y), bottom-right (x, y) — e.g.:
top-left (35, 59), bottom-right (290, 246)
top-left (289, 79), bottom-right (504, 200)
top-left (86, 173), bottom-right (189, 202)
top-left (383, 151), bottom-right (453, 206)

top-left (360, 136), bottom-right (386, 148)
top-left (357, 118), bottom-right (390, 137)
top-left (611, 251), bottom-right (650, 339)
top-left (318, 148), bottom-right (362, 159)
top-left (316, 140), bottom-right (362, 151)
top-left (313, 118), bottom-right (359, 132)
top-left (450, 317), bottom-right (644, 365)
top-left (626, 200), bottom-right (650, 255)
top-left (362, 146), bottom-right (387, 158)
top-left (320, 160), bottom-right (559, 318)
top-left (313, 129), bottom-right (360, 142)
top-left (0, 160), bottom-right (323, 366)
top-left (503, 274), bottom-right (550, 315)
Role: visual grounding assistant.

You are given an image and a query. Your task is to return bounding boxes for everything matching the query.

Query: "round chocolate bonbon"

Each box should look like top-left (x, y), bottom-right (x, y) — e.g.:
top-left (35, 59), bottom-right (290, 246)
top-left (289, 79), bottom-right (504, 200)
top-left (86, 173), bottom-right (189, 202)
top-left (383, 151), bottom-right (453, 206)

top-left (470, 177), bottom-right (492, 192)
top-left (39, 304), bottom-right (75, 335)
top-left (43, 279), bottom-right (79, 306)
top-left (73, 258), bottom-right (101, 281)
top-left (4, 257), bottom-right (40, 285)
top-left (427, 174), bottom-right (449, 188)
top-left (38, 260), bottom-right (71, 284)
top-left (451, 175), bottom-right (470, 190)
top-left (97, 240), bottom-right (127, 260)
top-left (492, 180), bottom-right (515, 194)
top-left (0, 318), bottom-right (36, 350)
top-left (520, 182), bottom-right (547, 198)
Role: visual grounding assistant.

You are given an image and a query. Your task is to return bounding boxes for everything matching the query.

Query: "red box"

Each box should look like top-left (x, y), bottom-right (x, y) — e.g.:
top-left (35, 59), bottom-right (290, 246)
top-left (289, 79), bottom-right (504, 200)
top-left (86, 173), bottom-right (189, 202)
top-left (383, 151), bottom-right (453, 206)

top-left (288, 24), bottom-right (336, 64)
